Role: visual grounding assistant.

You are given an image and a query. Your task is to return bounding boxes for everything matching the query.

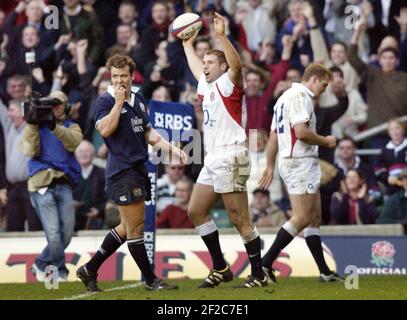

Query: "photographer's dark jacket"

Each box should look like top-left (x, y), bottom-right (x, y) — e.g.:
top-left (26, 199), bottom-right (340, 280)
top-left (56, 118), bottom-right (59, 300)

top-left (21, 119), bottom-right (82, 192)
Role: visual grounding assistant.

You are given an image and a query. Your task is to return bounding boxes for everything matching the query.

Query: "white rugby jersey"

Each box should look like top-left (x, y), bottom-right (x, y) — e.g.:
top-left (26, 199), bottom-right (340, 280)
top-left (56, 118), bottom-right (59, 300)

top-left (197, 72), bottom-right (247, 150)
top-left (271, 83), bottom-right (318, 158)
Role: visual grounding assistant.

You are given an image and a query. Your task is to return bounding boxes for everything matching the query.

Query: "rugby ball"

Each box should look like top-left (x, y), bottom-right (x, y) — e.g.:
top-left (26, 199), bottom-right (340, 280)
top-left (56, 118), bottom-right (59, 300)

top-left (171, 13), bottom-right (202, 40)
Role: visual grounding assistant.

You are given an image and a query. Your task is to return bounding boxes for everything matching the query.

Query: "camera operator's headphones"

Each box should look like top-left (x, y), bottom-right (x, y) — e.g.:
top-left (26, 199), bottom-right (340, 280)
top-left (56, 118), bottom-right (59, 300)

top-left (48, 91), bottom-right (71, 116)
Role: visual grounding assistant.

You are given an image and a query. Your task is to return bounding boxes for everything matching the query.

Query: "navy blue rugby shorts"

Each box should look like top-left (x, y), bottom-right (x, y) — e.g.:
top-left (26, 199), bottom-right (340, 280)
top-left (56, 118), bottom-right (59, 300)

top-left (105, 164), bottom-right (151, 206)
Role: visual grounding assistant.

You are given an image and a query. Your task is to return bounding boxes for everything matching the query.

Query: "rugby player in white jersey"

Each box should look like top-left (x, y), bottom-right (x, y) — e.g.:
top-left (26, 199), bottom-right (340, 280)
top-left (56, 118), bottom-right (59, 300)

top-left (259, 63), bottom-right (344, 283)
top-left (182, 12), bottom-right (267, 288)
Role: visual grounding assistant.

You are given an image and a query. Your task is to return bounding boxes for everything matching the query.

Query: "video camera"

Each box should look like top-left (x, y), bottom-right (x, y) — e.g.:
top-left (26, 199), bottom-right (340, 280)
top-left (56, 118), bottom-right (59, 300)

top-left (22, 94), bottom-right (62, 125)
top-left (22, 51), bottom-right (63, 125)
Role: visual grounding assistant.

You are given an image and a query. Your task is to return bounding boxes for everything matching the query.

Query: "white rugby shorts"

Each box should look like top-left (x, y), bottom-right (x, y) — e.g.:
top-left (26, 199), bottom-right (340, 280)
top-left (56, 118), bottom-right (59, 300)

top-left (278, 157), bottom-right (320, 195)
top-left (197, 145), bottom-right (251, 193)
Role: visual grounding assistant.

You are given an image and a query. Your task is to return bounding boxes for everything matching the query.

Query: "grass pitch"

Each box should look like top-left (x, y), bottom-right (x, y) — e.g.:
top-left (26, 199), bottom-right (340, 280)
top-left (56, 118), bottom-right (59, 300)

top-left (0, 276), bottom-right (406, 300)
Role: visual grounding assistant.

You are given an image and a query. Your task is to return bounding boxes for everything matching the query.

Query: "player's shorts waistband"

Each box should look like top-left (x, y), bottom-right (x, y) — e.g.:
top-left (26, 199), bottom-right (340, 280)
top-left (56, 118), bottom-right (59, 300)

top-left (206, 142), bottom-right (248, 153)
top-left (280, 156), bottom-right (318, 160)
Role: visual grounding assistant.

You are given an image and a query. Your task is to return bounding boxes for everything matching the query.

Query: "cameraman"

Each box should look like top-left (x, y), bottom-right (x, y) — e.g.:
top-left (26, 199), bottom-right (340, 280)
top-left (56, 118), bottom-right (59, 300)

top-left (21, 90), bottom-right (82, 281)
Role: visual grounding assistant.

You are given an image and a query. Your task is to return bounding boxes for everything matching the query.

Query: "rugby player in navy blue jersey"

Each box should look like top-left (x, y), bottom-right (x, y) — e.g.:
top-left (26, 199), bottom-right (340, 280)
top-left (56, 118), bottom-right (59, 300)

top-left (76, 54), bottom-right (187, 292)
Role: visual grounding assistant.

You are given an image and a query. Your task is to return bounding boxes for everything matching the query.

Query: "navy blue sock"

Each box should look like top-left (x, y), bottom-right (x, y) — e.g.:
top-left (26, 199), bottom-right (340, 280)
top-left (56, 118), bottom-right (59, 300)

top-left (244, 236), bottom-right (263, 279)
top-left (127, 238), bottom-right (156, 284)
top-left (86, 229), bottom-right (125, 273)
top-left (262, 228), bottom-right (294, 268)
top-left (201, 230), bottom-right (227, 270)
top-left (305, 235), bottom-right (331, 274)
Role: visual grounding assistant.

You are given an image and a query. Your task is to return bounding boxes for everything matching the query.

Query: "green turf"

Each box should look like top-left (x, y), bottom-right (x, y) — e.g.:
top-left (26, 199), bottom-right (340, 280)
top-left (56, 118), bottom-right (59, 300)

top-left (0, 276), bottom-right (406, 300)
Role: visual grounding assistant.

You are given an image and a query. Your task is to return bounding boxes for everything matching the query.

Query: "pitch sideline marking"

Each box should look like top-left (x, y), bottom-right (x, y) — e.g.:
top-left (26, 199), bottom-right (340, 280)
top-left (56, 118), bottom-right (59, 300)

top-left (61, 282), bottom-right (144, 300)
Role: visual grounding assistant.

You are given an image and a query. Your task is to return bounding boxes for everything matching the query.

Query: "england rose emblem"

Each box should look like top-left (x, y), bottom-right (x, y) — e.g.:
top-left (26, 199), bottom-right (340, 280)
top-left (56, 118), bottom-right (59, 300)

top-left (370, 241), bottom-right (395, 267)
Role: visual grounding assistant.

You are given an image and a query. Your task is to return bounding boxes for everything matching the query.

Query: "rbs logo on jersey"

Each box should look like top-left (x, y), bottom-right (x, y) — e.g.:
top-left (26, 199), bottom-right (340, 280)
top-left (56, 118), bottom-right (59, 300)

top-left (154, 112), bottom-right (193, 130)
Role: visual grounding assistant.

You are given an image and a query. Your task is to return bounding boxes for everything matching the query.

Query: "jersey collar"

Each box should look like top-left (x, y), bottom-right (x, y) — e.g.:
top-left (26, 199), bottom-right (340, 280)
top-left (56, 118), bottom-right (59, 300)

top-left (292, 82), bottom-right (314, 98)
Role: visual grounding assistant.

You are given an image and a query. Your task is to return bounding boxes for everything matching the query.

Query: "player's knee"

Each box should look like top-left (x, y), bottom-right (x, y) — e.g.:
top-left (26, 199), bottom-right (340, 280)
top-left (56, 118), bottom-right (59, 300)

top-left (229, 211), bottom-right (244, 230)
top-left (187, 208), bottom-right (207, 225)
top-left (294, 216), bottom-right (311, 230)
top-left (126, 222), bottom-right (144, 238)
top-left (309, 215), bottom-right (321, 227)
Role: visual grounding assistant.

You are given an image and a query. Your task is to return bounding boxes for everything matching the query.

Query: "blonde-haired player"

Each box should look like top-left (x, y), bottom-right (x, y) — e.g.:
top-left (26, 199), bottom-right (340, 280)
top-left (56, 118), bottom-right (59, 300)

top-left (259, 63), bottom-right (344, 283)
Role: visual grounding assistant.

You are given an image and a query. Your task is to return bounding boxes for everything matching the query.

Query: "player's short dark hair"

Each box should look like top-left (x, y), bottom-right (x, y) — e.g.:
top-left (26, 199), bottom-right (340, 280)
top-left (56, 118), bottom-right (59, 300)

top-left (152, 0), bottom-right (168, 10)
top-left (106, 54), bottom-right (136, 74)
top-left (253, 188), bottom-right (270, 197)
top-left (378, 47), bottom-right (399, 58)
top-left (120, 0), bottom-right (136, 9)
top-left (246, 69), bottom-right (265, 82)
top-left (302, 63), bottom-right (332, 82)
top-left (331, 41), bottom-right (348, 53)
top-left (194, 36), bottom-right (212, 49)
top-left (345, 168), bottom-right (365, 183)
top-left (338, 136), bottom-right (356, 147)
top-left (329, 66), bottom-right (344, 78)
top-left (206, 49), bottom-right (228, 68)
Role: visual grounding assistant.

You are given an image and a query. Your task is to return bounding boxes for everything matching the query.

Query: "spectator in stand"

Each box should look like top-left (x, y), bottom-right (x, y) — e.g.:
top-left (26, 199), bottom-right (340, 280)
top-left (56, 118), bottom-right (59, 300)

top-left (250, 188), bottom-right (287, 228)
top-left (334, 137), bottom-right (378, 189)
top-left (349, 18), bottom-right (407, 135)
top-left (245, 34), bottom-right (293, 134)
top-left (395, 5), bottom-right (407, 72)
top-left (197, 2), bottom-right (238, 40)
top-left (4, 0), bottom-right (58, 49)
top-left (2, 75), bottom-right (29, 105)
top-left (237, 0), bottom-right (276, 54)
top-left (157, 177), bottom-right (194, 229)
top-left (151, 85), bottom-right (171, 102)
top-left (275, 0), bottom-right (313, 71)
top-left (314, 71), bottom-right (349, 163)
top-left (369, 0), bottom-right (404, 54)
top-left (330, 169), bottom-right (377, 225)
top-left (73, 140), bottom-right (106, 230)
top-left (306, 1), bottom-right (360, 92)
top-left (369, 35), bottom-right (399, 69)
top-left (374, 119), bottom-right (407, 195)
top-left (320, 137), bottom-right (378, 224)
top-left (105, 0), bottom-right (140, 48)
top-left (81, 0), bottom-right (120, 48)
top-left (0, 99), bottom-right (41, 231)
top-left (134, 1), bottom-right (169, 73)
top-left (106, 24), bottom-right (139, 61)
top-left (53, 39), bottom-right (93, 131)
top-left (156, 164), bottom-right (186, 214)
top-left (143, 39), bottom-right (183, 101)
top-left (272, 66), bottom-right (302, 102)
top-left (329, 66), bottom-right (367, 139)
top-left (322, 0), bottom-right (374, 60)
top-left (376, 168), bottom-right (407, 233)
top-left (60, 0), bottom-right (104, 65)
top-left (10, 25), bottom-right (53, 95)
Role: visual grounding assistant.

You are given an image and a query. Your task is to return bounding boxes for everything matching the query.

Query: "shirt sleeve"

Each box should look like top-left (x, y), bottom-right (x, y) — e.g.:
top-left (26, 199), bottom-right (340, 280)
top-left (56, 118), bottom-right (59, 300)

top-left (92, 96), bottom-right (112, 129)
top-left (138, 94), bottom-right (151, 130)
top-left (221, 72), bottom-right (244, 97)
top-left (197, 74), bottom-right (205, 100)
top-left (286, 92), bottom-right (311, 127)
top-left (271, 108), bottom-right (277, 132)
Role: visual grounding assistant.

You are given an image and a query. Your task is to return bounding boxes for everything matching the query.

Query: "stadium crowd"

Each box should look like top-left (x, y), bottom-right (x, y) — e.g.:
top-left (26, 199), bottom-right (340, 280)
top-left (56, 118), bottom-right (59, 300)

top-left (0, 0), bottom-right (406, 233)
